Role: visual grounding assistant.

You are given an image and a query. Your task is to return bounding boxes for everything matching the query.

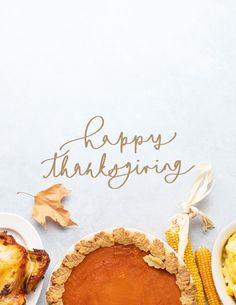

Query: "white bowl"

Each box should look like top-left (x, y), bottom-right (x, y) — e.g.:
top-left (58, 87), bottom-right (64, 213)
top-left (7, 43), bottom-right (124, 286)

top-left (212, 221), bottom-right (236, 305)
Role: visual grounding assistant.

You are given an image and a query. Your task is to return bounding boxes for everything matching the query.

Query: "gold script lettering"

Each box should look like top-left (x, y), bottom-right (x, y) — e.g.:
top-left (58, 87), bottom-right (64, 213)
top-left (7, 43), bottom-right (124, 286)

top-left (41, 116), bottom-right (194, 189)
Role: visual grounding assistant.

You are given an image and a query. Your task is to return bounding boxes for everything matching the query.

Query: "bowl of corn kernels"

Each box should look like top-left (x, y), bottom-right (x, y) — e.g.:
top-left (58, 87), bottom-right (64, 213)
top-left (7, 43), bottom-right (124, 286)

top-left (212, 221), bottom-right (236, 305)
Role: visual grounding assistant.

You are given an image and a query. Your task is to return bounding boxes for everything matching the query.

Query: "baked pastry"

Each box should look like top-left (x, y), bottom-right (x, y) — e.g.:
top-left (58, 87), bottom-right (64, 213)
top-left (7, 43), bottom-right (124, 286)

top-left (46, 228), bottom-right (196, 305)
top-left (0, 231), bottom-right (50, 304)
top-left (0, 232), bottom-right (27, 301)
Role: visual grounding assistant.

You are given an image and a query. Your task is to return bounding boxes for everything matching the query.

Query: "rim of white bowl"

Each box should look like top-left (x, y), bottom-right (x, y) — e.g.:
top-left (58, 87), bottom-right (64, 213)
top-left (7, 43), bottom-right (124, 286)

top-left (212, 221), bottom-right (236, 305)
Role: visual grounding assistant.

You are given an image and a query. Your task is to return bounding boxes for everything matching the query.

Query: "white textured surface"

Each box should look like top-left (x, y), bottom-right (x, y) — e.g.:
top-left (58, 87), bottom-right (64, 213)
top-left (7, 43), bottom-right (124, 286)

top-left (0, 1), bottom-right (236, 304)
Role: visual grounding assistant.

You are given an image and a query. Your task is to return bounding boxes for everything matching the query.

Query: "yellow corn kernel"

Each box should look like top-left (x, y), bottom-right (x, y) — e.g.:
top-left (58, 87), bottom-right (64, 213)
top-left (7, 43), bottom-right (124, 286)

top-left (165, 227), bottom-right (206, 305)
top-left (195, 247), bottom-right (222, 305)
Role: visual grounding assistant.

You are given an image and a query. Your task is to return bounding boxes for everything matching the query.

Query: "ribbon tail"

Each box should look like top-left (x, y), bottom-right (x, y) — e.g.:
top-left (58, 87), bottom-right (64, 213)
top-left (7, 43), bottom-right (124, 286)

top-left (176, 214), bottom-right (189, 261)
top-left (199, 211), bottom-right (215, 232)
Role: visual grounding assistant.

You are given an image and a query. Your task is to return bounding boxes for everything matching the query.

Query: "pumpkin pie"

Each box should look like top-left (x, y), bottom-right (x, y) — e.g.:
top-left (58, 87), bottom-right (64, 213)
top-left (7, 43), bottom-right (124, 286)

top-left (46, 228), bottom-right (196, 305)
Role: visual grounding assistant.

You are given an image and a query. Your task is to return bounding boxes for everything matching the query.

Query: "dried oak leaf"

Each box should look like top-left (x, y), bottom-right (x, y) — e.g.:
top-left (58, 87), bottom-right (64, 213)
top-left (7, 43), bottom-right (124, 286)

top-left (20, 184), bottom-right (77, 228)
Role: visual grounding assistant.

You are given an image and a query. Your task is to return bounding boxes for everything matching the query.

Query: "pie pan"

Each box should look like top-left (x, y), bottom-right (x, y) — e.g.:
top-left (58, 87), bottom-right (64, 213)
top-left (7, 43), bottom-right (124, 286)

top-left (46, 227), bottom-right (195, 305)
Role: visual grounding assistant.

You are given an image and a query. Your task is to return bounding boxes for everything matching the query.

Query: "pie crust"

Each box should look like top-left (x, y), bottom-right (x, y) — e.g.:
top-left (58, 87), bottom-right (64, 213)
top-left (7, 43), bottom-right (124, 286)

top-left (46, 228), bottom-right (196, 305)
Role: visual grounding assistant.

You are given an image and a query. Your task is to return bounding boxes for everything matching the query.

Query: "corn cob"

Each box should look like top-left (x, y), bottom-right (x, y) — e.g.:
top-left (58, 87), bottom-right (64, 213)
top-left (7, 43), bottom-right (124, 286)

top-left (195, 247), bottom-right (222, 305)
top-left (165, 227), bottom-right (205, 305)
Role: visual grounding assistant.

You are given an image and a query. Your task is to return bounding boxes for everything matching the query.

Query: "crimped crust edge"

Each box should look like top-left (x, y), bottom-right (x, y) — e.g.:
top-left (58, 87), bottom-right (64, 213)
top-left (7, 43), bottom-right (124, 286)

top-left (46, 228), bottom-right (196, 305)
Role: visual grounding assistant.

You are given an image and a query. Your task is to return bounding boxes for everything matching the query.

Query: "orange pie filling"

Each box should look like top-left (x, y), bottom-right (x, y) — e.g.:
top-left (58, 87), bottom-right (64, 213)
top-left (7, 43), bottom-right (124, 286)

top-left (62, 244), bottom-right (181, 305)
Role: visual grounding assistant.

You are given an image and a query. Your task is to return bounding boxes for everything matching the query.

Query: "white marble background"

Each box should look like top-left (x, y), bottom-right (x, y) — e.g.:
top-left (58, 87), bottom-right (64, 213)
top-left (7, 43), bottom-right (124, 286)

top-left (0, 1), bottom-right (236, 304)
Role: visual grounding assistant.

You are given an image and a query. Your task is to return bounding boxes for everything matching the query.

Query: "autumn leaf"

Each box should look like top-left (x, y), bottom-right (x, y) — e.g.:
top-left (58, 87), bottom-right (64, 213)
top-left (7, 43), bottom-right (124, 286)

top-left (18, 184), bottom-right (78, 228)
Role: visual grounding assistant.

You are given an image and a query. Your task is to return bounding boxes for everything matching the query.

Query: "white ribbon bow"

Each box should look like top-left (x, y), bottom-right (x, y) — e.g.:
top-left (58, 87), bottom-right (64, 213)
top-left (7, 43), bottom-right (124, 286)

top-left (169, 163), bottom-right (215, 260)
